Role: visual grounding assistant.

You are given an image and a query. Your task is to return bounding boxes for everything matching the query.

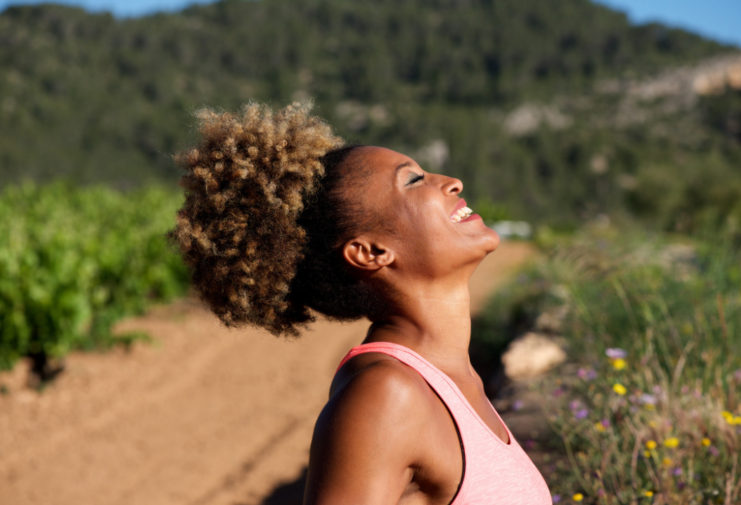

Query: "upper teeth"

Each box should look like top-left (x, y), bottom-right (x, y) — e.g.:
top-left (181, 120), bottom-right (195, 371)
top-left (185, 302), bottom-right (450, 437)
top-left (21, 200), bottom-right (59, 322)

top-left (451, 207), bottom-right (473, 222)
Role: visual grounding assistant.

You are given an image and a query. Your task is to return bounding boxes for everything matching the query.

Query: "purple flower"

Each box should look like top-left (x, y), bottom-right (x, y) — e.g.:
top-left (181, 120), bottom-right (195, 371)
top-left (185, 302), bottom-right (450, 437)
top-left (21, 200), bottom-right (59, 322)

top-left (577, 367), bottom-right (597, 380)
top-left (512, 400), bottom-right (525, 411)
top-left (653, 385), bottom-right (662, 394)
top-left (552, 494), bottom-right (561, 503)
top-left (673, 467), bottom-right (683, 476)
top-left (606, 348), bottom-right (627, 359)
top-left (569, 400), bottom-right (582, 411)
top-left (640, 394), bottom-right (657, 405)
top-left (709, 446), bottom-right (720, 457)
top-left (600, 418), bottom-right (610, 428)
top-left (575, 409), bottom-right (589, 420)
top-left (553, 388), bottom-right (564, 398)
top-left (681, 385), bottom-right (689, 394)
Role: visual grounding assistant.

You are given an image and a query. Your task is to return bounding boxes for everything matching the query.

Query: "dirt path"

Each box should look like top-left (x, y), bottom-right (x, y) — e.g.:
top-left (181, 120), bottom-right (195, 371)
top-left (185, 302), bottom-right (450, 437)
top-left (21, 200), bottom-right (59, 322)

top-left (0, 241), bottom-right (533, 505)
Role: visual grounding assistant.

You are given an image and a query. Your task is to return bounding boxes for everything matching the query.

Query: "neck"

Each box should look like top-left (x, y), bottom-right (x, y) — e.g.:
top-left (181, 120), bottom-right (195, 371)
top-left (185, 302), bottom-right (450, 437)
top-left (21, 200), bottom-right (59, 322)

top-left (365, 270), bottom-right (475, 373)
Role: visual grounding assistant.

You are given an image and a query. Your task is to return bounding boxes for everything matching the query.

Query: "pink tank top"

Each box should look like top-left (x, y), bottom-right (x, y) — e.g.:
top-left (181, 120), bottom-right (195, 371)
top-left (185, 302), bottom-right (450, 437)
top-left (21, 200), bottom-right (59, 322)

top-left (337, 342), bottom-right (552, 505)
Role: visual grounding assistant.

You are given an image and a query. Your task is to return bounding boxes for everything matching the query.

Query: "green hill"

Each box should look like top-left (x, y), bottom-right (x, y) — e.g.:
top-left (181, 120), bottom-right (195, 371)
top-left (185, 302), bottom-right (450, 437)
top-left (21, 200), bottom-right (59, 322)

top-left (1, 0), bottom-right (739, 229)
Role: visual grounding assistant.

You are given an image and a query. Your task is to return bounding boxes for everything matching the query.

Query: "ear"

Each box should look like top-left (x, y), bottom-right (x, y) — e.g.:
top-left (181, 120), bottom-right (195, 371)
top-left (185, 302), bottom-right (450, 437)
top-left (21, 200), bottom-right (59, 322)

top-left (342, 238), bottom-right (395, 271)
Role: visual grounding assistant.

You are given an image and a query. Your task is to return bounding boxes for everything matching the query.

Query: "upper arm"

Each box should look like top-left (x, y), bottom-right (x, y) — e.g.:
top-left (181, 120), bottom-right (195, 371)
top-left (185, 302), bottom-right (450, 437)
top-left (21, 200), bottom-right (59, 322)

top-left (304, 360), bottom-right (432, 505)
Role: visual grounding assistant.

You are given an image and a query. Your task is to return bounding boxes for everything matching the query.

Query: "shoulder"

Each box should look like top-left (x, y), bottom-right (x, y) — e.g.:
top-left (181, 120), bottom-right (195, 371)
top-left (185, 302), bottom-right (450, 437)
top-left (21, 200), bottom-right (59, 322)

top-left (304, 355), bottom-right (439, 502)
top-left (324, 354), bottom-right (436, 439)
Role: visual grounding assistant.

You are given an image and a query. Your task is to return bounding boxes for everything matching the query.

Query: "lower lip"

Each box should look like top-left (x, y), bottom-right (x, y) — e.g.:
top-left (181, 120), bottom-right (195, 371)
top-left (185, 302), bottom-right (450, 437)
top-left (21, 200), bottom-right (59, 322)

top-left (460, 214), bottom-right (482, 223)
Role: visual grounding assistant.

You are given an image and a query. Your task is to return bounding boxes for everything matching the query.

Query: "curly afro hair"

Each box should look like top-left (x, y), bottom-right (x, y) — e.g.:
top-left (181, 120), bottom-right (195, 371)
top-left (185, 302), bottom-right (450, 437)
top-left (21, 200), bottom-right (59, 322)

top-left (169, 102), bottom-right (389, 336)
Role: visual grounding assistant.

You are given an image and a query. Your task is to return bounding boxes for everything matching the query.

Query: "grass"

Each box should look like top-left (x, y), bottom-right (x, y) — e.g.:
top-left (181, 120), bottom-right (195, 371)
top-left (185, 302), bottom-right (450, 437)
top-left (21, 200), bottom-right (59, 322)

top-left (474, 226), bottom-right (741, 504)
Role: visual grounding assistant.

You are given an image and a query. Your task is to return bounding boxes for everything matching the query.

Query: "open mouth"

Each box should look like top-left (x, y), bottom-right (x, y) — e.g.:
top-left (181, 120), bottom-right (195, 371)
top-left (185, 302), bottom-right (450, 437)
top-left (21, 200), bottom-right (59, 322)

top-left (450, 199), bottom-right (474, 222)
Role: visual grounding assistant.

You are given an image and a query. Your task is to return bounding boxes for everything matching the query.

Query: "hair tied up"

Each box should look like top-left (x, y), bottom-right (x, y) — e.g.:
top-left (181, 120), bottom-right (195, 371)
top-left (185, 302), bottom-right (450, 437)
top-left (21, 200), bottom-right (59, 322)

top-left (169, 101), bottom-right (344, 336)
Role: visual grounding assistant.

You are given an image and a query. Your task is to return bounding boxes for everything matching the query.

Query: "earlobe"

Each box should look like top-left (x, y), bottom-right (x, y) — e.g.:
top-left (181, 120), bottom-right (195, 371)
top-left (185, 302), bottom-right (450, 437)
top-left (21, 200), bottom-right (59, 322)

top-left (342, 239), bottom-right (394, 271)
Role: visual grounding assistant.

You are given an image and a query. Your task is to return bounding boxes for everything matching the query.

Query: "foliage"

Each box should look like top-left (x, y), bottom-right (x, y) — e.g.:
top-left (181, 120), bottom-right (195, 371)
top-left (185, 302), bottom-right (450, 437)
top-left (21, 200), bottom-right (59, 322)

top-left (0, 1), bottom-right (740, 229)
top-left (0, 183), bottom-right (189, 371)
top-left (474, 228), bottom-right (741, 503)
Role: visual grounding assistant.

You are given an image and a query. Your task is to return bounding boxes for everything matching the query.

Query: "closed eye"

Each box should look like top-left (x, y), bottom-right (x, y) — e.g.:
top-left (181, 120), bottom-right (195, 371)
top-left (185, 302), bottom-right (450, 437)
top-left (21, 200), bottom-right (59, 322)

top-left (406, 173), bottom-right (424, 186)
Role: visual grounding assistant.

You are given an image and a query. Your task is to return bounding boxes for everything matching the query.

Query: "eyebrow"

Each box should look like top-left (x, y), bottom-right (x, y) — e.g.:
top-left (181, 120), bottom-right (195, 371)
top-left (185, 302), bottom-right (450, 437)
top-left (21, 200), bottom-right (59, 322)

top-left (395, 161), bottom-right (413, 174)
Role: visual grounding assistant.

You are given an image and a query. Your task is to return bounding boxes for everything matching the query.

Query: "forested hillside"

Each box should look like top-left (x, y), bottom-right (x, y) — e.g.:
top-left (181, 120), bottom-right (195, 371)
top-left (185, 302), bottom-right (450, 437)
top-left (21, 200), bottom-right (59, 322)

top-left (1, 0), bottom-right (740, 228)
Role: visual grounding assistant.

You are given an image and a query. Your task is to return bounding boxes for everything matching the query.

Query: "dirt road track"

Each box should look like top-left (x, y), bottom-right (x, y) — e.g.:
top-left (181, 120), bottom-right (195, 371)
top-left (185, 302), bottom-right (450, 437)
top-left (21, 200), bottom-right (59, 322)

top-left (0, 241), bottom-right (533, 505)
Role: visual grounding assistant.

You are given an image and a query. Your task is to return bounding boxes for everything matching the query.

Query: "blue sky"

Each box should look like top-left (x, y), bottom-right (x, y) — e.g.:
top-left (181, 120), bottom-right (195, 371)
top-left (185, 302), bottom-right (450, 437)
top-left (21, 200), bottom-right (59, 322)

top-left (0, 0), bottom-right (739, 48)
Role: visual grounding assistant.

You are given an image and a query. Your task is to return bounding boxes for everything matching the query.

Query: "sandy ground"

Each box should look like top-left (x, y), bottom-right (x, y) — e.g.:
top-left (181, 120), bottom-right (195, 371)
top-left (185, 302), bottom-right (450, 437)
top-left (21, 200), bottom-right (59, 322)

top-left (0, 241), bottom-right (533, 505)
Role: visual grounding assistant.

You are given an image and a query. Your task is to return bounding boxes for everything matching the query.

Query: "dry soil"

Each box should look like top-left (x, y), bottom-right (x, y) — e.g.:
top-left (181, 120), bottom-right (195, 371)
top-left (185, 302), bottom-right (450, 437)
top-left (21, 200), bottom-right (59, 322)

top-left (0, 241), bottom-right (533, 505)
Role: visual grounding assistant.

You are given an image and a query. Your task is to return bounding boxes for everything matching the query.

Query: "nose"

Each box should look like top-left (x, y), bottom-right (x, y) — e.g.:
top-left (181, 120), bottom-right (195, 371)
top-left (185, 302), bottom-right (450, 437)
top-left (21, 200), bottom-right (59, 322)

top-left (440, 175), bottom-right (463, 196)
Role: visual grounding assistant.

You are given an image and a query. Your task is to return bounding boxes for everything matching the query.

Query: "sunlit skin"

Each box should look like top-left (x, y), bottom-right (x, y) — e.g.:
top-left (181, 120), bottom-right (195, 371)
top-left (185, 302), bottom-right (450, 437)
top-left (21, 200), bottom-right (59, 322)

top-left (304, 147), bottom-right (504, 505)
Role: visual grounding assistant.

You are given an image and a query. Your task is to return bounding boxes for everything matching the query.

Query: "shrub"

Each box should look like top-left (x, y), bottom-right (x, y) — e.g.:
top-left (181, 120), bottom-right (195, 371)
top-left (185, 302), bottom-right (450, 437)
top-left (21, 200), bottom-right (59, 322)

top-left (0, 182), bottom-right (189, 375)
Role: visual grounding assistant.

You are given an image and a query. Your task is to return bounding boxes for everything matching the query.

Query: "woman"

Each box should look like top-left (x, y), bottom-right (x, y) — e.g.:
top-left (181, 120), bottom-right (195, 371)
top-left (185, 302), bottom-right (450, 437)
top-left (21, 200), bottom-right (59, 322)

top-left (170, 102), bottom-right (551, 504)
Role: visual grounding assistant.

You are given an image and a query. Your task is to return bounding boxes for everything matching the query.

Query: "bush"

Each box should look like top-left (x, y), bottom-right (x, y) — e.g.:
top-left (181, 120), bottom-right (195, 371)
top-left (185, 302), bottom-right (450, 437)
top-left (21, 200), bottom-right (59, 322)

top-left (475, 227), bottom-right (741, 503)
top-left (0, 182), bottom-right (189, 374)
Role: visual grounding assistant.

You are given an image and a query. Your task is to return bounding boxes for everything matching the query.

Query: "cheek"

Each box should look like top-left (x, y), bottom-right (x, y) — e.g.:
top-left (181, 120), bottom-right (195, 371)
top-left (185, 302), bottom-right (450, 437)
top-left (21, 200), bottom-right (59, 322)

top-left (394, 202), bottom-right (456, 262)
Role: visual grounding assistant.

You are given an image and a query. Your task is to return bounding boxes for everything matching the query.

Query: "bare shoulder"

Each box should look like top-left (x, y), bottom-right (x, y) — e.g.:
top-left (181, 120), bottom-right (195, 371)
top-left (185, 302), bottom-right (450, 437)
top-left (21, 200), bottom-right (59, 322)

top-left (322, 354), bottom-right (436, 447)
top-left (304, 355), bottom-right (439, 504)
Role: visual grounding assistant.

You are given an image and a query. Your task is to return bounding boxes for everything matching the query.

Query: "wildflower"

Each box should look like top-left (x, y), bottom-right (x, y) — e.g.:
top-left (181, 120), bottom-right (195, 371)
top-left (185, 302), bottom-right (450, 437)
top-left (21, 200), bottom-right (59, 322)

top-left (613, 383), bottom-right (627, 395)
top-left (606, 348), bottom-right (627, 359)
top-left (673, 467), bottom-right (683, 476)
top-left (553, 388), bottom-right (564, 398)
top-left (644, 450), bottom-right (651, 458)
top-left (702, 438), bottom-right (711, 447)
top-left (648, 420), bottom-right (657, 428)
top-left (569, 400), bottom-right (582, 411)
top-left (721, 411), bottom-right (740, 425)
top-left (575, 409), bottom-right (589, 420)
top-left (646, 440), bottom-right (657, 450)
top-left (595, 422), bottom-right (606, 433)
top-left (552, 495), bottom-right (561, 503)
top-left (573, 493), bottom-right (584, 502)
top-left (644, 490), bottom-right (654, 497)
top-left (640, 394), bottom-right (657, 405)
top-left (577, 368), bottom-right (593, 380)
top-left (600, 418), bottom-right (610, 428)
top-left (664, 437), bottom-right (679, 449)
top-left (662, 457), bottom-right (673, 466)
top-left (709, 446), bottom-right (720, 457)
top-left (512, 400), bottom-right (524, 411)
top-left (612, 358), bottom-right (627, 370)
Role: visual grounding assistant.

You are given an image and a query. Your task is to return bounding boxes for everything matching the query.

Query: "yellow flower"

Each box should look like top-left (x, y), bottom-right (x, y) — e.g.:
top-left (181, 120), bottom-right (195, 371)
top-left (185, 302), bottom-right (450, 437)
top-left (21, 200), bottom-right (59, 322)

top-left (644, 450), bottom-right (651, 458)
top-left (734, 416), bottom-right (741, 425)
top-left (573, 493), bottom-right (584, 502)
top-left (662, 457), bottom-right (673, 466)
top-left (612, 358), bottom-right (627, 370)
top-left (595, 422), bottom-right (606, 432)
top-left (722, 411), bottom-right (734, 423)
top-left (702, 438), bottom-right (711, 447)
top-left (644, 403), bottom-right (655, 410)
top-left (648, 420), bottom-right (657, 428)
top-left (664, 437), bottom-right (679, 449)
top-left (613, 383), bottom-right (627, 395)
top-left (644, 490), bottom-right (654, 497)
top-left (646, 440), bottom-right (657, 450)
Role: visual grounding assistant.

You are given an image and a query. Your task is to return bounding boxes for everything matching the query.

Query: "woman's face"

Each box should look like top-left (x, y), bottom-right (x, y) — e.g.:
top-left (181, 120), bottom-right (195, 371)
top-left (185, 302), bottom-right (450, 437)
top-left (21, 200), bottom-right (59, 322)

top-left (344, 146), bottom-right (500, 280)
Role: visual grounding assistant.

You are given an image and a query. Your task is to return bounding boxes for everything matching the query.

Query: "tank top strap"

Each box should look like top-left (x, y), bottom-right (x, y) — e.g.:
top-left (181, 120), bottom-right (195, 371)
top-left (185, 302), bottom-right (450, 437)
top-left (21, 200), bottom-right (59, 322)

top-left (337, 342), bottom-right (486, 440)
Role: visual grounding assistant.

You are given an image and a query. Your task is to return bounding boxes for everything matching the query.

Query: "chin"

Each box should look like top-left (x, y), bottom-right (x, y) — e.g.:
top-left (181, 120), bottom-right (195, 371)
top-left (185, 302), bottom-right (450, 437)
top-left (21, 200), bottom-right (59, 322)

top-left (480, 227), bottom-right (501, 254)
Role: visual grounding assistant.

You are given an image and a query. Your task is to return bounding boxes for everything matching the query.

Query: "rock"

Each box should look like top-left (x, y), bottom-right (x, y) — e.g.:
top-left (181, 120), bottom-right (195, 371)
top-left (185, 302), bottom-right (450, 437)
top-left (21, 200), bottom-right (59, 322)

top-left (501, 332), bottom-right (566, 380)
